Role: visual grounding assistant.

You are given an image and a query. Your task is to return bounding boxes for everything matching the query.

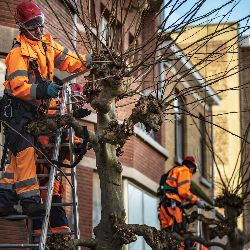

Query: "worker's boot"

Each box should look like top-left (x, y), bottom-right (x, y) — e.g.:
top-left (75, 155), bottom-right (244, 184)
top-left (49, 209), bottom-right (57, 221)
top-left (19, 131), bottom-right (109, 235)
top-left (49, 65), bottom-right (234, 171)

top-left (20, 195), bottom-right (46, 217)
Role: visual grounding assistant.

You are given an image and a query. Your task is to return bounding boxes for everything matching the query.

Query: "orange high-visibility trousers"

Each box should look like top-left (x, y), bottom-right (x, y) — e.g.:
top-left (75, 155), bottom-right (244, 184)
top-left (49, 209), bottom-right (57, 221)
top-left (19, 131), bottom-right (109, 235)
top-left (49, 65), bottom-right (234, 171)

top-left (0, 102), bottom-right (39, 201)
top-left (159, 204), bottom-right (183, 229)
top-left (0, 147), bottom-right (39, 199)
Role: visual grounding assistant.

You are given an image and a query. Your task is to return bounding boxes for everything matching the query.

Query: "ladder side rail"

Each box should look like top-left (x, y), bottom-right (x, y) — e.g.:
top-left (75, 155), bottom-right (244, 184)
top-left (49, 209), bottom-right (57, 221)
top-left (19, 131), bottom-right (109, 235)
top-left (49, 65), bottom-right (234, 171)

top-left (39, 85), bottom-right (67, 250)
top-left (67, 83), bottom-right (80, 242)
top-left (0, 244), bottom-right (39, 248)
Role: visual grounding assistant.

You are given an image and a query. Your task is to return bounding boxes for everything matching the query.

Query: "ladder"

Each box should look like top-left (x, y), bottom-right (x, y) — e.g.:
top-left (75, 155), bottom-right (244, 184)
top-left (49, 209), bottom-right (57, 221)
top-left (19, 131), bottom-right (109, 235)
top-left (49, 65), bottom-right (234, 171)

top-left (0, 82), bottom-right (81, 249)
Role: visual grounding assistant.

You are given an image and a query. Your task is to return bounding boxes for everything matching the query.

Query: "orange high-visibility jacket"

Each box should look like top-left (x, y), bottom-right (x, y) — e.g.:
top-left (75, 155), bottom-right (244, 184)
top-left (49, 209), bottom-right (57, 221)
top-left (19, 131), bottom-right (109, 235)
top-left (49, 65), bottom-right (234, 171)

top-left (165, 165), bottom-right (198, 204)
top-left (4, 33), bottom-right (88, 101)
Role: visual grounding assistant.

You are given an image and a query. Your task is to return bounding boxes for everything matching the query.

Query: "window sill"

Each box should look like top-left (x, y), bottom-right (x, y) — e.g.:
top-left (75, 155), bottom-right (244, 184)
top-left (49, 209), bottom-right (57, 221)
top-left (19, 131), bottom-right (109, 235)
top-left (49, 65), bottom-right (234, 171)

top-left (199, 176), bottom-right (212, 189)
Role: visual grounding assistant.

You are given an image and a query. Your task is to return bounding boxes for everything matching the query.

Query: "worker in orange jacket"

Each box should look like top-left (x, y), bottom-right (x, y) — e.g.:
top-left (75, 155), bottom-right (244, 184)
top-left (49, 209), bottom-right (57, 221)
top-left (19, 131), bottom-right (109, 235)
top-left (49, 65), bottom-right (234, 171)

top-left (159, 156), bottom-right (206, 232)
top-left (0, 1), bottom-right (92, 217)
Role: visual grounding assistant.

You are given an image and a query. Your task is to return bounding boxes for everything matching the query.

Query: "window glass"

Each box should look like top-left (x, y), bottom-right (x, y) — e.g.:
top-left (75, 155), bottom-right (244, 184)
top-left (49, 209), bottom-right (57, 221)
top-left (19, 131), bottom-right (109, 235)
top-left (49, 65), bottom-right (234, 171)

top-left (92, 173), bottom-right (101, 229)
top-left (128, 183), bottom-right (159, 250)
top-left (143, 193), bottom-right (158, 228)
top-left (128, 184), bottom-right (143, 224)
top-left (128, 184), bottom-right (143, 250)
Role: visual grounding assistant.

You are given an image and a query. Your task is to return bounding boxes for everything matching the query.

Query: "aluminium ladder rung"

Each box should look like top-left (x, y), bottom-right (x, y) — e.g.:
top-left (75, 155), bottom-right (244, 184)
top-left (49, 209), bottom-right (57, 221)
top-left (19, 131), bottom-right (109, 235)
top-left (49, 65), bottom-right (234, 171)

top-left (0, 244), bottom-right (39, 248)
top-left (42, 142), bottom-right (70, 148)
top-left (37, 173), bottom-right (73, 177)
top-left (32, 231), bottom-right (75, 237)
top-left (51, 202), bottom-right (73, 207)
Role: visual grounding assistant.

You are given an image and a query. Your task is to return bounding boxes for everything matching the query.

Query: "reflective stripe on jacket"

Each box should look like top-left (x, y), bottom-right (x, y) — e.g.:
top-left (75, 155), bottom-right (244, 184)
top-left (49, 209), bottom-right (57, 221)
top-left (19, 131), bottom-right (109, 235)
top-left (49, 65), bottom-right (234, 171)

top-left (165, 165), bottom-right (198, 204)
top-left (4, 33), bottom-right (88, 101)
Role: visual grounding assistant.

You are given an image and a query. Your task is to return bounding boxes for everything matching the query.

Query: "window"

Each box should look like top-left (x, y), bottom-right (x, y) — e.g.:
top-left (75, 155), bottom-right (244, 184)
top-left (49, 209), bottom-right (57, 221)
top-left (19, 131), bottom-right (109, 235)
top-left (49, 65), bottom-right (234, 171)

top-left (99, 16), bottom-right (114, 46)
top-left (174, 94), bottom-right (185, 164)
top-left (92, 172), bottom-right (101, 229)
top-left (127, 33), bottom-right (137, 67)
top-left (199, 115), bottom-right (207, 178)
top-left (127, 183), bottom-right (159, 250)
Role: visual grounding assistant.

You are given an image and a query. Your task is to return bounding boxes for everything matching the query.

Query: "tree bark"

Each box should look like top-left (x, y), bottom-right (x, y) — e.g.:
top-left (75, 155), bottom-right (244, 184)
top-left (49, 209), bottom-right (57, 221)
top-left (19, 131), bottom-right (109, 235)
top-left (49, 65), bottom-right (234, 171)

top-left (93, 99), bottom-right (125, 249)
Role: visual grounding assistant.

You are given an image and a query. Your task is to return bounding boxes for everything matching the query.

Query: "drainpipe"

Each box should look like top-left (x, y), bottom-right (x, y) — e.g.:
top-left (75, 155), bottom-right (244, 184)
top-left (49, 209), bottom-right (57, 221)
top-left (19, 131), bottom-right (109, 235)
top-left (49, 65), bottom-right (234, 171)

top-left (211, 105), bottom-right (214, 201)
top-left (159, 61), bottom-right (165, 99)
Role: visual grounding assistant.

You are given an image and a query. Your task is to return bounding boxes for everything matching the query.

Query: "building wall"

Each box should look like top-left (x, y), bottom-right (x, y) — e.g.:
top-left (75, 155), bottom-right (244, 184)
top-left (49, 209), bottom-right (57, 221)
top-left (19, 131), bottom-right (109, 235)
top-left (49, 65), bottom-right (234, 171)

top-left (172, 24), bottom-right (242, 212)
top-left (239, 44), bottom-right (250, 236)
top-left (163, 62), bottom-right (214, 200)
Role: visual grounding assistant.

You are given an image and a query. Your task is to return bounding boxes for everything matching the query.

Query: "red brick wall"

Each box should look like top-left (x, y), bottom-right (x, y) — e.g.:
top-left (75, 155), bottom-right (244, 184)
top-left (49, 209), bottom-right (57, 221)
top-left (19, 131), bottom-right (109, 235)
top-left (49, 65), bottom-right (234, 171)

top-left (0, 0), bottom-right (23, 28)
top-left (77, 166), bottom-right (93, 240)
top-left (133, 136), bottom-right (165, 182)
top-left (0, 220), bottom-right (28, 249)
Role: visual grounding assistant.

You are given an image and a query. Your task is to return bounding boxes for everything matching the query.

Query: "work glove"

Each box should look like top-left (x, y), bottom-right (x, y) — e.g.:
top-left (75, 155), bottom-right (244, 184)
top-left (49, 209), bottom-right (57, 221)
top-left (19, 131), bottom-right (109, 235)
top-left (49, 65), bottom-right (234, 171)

top-left (181, 202), bottom-right (193, 209)
top-left (36, 80), bottom-right (61, 100)
top-left (196, 199), bottom-right (206, 209)
top-left (47, 84), bottom-right (61, 98)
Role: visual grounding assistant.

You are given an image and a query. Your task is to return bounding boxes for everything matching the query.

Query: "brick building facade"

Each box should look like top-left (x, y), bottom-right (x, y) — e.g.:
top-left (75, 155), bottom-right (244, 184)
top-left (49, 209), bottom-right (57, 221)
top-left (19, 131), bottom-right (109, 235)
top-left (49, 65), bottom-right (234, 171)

top-left (0, 0), bottom-right (219, 249)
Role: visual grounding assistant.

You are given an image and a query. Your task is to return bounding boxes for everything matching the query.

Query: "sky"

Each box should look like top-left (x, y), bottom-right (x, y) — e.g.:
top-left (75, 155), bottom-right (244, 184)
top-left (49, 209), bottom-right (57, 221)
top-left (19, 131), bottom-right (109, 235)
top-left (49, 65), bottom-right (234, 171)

top-left (163, 0), bottom-right (250, 36)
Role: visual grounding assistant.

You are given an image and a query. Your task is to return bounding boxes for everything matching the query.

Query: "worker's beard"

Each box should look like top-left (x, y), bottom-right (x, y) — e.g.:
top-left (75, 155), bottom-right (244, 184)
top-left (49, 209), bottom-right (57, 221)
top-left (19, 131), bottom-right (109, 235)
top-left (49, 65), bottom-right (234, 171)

top-left (21, 28), bottom-right (43, 41)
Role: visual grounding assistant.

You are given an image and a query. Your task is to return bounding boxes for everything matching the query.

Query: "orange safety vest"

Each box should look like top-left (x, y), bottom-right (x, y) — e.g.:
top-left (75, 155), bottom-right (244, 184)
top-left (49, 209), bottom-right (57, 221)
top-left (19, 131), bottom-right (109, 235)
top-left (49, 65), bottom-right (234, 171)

top-left (165, 165), bottom-right (198, 204)
top-left (4, 33), bottom-right (88, 102)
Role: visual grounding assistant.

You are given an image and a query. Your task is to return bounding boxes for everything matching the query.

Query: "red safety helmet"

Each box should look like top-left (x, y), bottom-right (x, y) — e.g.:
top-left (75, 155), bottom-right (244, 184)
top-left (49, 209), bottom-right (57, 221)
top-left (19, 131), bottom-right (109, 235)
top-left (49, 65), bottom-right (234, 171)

top-left (183, 156), bottom-right (197, 167)
top-left (15, 1), bottom-right (44, 28)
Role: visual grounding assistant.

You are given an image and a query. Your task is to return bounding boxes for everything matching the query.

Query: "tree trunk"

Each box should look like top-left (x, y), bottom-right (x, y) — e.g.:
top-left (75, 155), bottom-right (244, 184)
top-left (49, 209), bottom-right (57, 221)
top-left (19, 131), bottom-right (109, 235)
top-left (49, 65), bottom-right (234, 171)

top-left (224, 205), bottom-right (244, 250)
top-left (94, 102), bottom-right (125, 250)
